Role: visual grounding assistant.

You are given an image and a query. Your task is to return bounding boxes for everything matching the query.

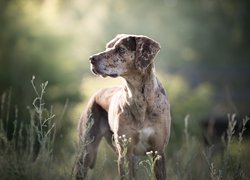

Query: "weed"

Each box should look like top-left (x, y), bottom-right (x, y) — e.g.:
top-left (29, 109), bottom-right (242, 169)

top-left (0, 77), bottom-right (249, 180)
top-left (29, 76), bottom-right (56, 160)
top-left (0, 76), bottom-right (57, 179)
top-left (118, 134), bottom-right (131, 180)
top-left (73, 113), bottom-right (94, 179)
top-left (203, 114), bottom-right (249, 180)
top-left (139, 151), bottom-right (162, 180)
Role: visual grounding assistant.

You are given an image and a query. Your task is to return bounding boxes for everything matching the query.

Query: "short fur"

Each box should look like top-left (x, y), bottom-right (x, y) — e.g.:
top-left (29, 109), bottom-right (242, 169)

top-left (75, 34), bottom-right (171, 180)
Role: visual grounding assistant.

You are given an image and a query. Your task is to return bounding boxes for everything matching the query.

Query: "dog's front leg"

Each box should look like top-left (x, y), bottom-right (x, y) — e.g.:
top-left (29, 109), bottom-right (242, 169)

top-left (154, 153), bottom-right (166, 180)
top-left (127, 153), bottom-right (135, 180)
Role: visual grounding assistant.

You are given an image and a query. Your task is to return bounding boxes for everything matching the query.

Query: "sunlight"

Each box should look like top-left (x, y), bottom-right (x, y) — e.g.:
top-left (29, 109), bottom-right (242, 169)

top-left (82, 2), bottom-right (109, 35)
top-left (40, 0), bottom-right (59, 22)
top-left (81, 76), bottom-right (124, 100)
top-left (1, 0), bottom-right (249, 179)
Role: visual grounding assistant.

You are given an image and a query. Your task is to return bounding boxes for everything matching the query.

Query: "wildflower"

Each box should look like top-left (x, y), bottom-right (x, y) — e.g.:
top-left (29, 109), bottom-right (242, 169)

top-left (146, 151), bottom-right (153, 155)
top-left (155, 155), bottom-right (162, 161)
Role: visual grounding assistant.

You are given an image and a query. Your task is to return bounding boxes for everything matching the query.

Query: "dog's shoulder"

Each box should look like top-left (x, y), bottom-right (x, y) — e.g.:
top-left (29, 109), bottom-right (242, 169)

top-left (93, 86), bottom-right (122, 112)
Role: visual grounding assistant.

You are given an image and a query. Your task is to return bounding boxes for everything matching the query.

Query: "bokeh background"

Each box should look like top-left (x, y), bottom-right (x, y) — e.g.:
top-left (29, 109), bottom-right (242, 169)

top-left (0, 0), bottom-right (250, 179)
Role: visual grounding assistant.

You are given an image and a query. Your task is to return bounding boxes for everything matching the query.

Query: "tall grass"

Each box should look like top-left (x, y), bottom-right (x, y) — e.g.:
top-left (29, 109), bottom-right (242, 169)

top-left (139, 150), bottom-right (162, 180)
top-left (81, 114), bottom-right (249, 180)
top-left (206, 114), bottom-right (249, 180)
top-left (0, 77), bottom-right (58, 179)
top-left (0, 78), bottom-right (249, 180)
top-left (166, 114), bottom-right (249, 180)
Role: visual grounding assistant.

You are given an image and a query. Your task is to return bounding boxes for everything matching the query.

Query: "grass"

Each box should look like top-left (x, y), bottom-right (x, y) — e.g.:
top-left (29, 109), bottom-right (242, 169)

top-left (0, 77), bottom-right (63, 180)
top-left (80, 115), bottom-right (250, 180)
top-left (139, 151), bottom-right (162, 180)
top-left (0, 78), bottom-right (249, 180)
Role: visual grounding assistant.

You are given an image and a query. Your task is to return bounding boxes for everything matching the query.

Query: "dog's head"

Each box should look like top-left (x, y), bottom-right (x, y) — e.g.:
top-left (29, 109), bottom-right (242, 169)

top-left (89, 34), bottom-right (160, 78)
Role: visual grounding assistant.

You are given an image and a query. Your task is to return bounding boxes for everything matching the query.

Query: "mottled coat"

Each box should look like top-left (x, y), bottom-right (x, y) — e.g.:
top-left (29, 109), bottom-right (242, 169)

top-left (76, 34), bottom-right (171, 180)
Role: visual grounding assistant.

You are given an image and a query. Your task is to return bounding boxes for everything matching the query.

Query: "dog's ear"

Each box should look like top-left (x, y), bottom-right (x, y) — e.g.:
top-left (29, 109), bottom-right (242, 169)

top-left (106, 34), bottom-right (126, 49)
top-left (135, 36), bottom-right (160, 71)
top-left (120, 36), bottom-right (136, 51)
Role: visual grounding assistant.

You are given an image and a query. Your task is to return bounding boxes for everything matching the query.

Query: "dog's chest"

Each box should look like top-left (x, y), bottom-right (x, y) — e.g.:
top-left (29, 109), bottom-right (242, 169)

top-left (134, 127), bottom-right (155, 155)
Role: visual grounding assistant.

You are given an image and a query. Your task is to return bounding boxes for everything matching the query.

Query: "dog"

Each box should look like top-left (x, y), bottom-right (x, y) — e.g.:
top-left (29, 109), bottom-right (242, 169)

top-left (75, 34), bottom-right (171, 180)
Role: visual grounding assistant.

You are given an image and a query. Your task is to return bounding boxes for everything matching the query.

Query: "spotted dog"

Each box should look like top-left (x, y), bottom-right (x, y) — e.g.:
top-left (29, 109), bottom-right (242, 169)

top-left (76, 34), bottom-right (171, 180)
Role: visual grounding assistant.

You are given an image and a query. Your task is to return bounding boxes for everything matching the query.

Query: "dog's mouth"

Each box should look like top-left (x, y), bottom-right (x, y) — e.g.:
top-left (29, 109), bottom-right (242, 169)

top-left (91, 65), bottom-right (106, 77)
top-left (89, 55), bottom-right (119, 78)
top-left (109, 74), bottom-right (118, 78)
top-left (90, 64), bottom-right (118, 78)
top-left (90, 65), bottom-right (99, 75)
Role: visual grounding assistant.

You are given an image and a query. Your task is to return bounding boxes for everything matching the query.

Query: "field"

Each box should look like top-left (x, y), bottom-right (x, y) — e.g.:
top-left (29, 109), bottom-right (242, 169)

top-left (1, 0), bottom-right (250, 179)
top-left (0, 77), bottom-right (249, 180)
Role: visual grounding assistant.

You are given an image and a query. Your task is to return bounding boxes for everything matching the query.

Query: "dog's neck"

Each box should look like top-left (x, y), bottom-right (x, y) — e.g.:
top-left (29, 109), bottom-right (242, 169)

top-left (122, 65), bottom-right (158, 122)
top-left (125, 68), bottom-right (157, 98)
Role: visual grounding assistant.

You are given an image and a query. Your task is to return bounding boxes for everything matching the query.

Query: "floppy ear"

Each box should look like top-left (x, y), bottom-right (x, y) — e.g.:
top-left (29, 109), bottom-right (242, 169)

top-left (135, 36), bottom-right (161, 71)
top-left (106, 34), bottom-right (126, 49)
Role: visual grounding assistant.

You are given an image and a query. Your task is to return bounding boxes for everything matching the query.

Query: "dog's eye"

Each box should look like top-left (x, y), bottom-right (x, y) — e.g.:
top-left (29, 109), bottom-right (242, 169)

top-left (116, 47), bottom-right (126, 55)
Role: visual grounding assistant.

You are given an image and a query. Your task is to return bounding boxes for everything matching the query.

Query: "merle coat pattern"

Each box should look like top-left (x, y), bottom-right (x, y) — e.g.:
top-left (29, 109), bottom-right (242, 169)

top-left (76, 34), bottom-right (171, 180)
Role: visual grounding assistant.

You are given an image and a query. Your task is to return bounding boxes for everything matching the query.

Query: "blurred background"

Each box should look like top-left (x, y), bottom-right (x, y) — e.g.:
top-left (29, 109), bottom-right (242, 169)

top-left (0, 0), bottom-right (250, 179)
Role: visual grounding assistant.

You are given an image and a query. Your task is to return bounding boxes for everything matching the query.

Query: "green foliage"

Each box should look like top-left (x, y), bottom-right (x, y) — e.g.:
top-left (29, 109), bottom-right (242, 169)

top-left (0, 80), bottom-right (249, 179)
top-left (29, 76), bottom-right (56, 158)
top-left (0, 77), bottom-right (61, 179)
top-left (0, 0), bottom-right (83, 160)
top-left (158, 73), bottom-right (214, 154)
top-left (167, 114), bottom-right (250, 180)
top-left (117, 135), bottom-right (131, 180)
top-left (139, 151), bottom-right (162, 180)
top-left (83, 115), bottom-right (250, 180)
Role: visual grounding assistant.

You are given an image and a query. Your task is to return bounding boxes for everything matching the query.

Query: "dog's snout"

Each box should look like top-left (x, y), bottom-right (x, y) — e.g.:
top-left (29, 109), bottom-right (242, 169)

top-left (89, 55), bottom-right (97, 64)
top-left (89, 55), bottom-right (98, 65)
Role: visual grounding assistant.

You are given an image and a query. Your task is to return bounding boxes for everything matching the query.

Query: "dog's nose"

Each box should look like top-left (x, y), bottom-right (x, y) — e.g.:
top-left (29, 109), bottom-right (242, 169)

top-left (89, 55), bottom-right (97, 65)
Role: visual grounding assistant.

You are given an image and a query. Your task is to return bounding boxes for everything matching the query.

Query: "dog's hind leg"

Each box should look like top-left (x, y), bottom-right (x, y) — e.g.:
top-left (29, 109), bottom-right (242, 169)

top-left (75, 100), bottom-right (109, 179)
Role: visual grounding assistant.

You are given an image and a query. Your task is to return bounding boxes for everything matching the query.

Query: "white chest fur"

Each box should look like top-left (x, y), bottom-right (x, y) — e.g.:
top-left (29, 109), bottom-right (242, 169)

top-left (134, 127), bottom-right (155, 155)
